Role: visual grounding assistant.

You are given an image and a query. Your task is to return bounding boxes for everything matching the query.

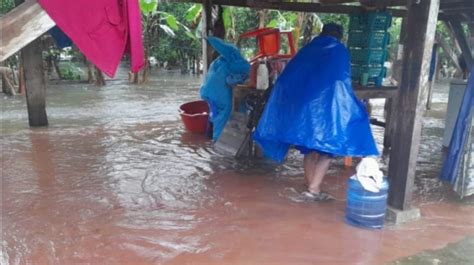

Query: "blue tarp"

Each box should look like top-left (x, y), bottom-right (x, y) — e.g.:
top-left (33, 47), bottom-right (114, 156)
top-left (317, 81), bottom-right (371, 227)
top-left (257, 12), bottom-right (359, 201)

top-left (253, 35), bottom-right (379, 163)
top-left (200, 37), bottom-right (250, 141)
top-left (49, 26), bottom-right (72, 49)
top-left (440, 68), bottom-right (473, 183)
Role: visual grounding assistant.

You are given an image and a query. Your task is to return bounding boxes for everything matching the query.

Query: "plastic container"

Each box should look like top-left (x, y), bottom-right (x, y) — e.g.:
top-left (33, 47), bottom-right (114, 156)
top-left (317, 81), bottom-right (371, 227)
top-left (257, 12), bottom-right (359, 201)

top-left (179, 100), bottom-right (210, 134)
top-left (349, 48), bottom-right (388, 65)
top-left (345, 177), bottom-right (389, 229)
top-left (347, 31), bottom-right (390, 49)
top-left (351, 65), bottom-right (386, 80)
top-left (349, 12), bottom-right (392, 31)
top-left (256, 61), bottom-right (269, 90)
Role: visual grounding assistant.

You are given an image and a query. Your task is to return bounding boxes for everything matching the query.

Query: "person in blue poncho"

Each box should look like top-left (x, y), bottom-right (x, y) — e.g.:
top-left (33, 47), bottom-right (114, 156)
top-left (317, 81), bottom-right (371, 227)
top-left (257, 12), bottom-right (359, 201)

top-left (253, 23), bottom-right (379, 201)
top-left (200, 37), bottom-right (250, 141)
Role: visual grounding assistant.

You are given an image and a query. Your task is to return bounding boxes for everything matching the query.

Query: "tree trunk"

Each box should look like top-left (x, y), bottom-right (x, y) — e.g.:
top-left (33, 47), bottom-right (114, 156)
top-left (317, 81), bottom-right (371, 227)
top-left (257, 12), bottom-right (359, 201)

top-left (141, 60), bottom-right (150, 84)
top-left (94, 66), bottom-right (106, 86)
top-left (53, 57), bottom-right (63, 79)
top-left (258, 10), bottom-right (267, 29)
top-left (1, 66), bottom-right (17, 96)
top-left (86, 59), bottom-right (95, 84)
top-left (302, 14), bottom-right (315, 47)
top-left (18, 65), bottom-right (26, 95)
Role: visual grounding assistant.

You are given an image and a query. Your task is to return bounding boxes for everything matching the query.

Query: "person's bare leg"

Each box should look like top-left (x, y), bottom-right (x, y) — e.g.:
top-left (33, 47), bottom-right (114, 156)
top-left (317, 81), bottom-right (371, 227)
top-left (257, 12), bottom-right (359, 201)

top-left (307, 155), bottom-right (332, 194)
top-left (304, 152), bottom-right (319, 185)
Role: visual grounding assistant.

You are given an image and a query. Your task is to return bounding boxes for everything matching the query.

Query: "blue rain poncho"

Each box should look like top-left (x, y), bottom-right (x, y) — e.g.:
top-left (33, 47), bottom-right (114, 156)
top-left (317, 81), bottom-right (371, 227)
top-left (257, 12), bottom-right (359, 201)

top-left (200, 37), bottom-right (250, 141)
top-left (253, 35), bottom-right (379, 163)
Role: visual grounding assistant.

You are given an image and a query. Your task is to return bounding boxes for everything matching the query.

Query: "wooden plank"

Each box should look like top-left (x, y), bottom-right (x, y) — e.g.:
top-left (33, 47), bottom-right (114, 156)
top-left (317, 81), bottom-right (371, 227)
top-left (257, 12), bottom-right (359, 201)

top-left (173, 0), bottom-right (407, 17)
top-left (449, 19), bottom-right (473, 70)
top-left (353, 85), bottom-right (398, 99)
top-left (387, 0), bottom-right (440, 210)
top-left (0, 0), bottom-right (55, 62)
top-left (22, 38), bottom-right (48, 127)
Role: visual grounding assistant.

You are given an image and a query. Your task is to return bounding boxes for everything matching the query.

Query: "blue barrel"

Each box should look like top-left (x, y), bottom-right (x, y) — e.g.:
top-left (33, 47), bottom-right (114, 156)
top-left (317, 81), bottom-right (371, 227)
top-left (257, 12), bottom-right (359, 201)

top-left (345, 177), bottom-right (389, 229)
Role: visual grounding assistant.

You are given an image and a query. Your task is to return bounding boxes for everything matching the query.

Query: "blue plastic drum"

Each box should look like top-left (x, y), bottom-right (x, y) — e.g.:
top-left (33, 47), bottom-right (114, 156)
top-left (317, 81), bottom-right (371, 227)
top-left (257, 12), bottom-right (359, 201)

top-left (345, 177), bottom-right (389, 229)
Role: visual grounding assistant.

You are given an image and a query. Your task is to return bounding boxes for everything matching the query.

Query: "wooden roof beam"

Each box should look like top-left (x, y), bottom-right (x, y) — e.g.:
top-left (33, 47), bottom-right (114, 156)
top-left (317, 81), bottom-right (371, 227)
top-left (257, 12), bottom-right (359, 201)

top-left (173, 0), bottom-right (407, 16)
top-left (0, 0), bottom-right (55, 62)
top-left (448, 19), bottom-right (473, 69)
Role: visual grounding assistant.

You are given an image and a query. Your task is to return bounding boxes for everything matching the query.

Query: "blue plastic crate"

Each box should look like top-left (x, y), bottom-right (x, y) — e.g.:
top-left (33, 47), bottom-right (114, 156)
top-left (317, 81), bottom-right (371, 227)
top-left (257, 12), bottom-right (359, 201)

top-left (351, 65), bottom-right (386, 78)
top-left (347, 31), bottom-right (390, 49)
top-left (350, 48), bottom-right (388, 65)
top-left (349, 12), bottom-right (392, 31)
top-left (351, 65), bottom-right (387, 86)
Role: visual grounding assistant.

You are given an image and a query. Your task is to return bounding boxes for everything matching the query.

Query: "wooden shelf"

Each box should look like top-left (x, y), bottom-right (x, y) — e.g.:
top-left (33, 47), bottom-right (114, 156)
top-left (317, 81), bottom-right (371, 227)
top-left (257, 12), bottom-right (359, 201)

top-left (353, 84), bottom-right (399, 99)
top-left (235, 84), bottom-right (399, 99)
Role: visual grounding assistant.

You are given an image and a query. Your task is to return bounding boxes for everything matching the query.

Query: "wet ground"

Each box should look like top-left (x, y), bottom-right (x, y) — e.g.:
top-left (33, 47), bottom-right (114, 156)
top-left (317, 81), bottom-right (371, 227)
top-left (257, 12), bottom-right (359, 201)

top-left (1, 71), bottom-right (473, 264)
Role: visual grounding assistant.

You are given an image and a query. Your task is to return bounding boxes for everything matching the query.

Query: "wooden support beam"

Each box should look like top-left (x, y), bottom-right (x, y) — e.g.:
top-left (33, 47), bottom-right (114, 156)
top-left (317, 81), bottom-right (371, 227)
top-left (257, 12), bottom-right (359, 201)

top-left (201, 0), bottom-right (213, 76)
top-left (387, 0), bottom-right (440, 210)
top-left (0, 0), bottom-right (55, 62)
top-left (173, 0), bottom-right (407, 17)
top-left (437, 34), bottom-right (462, 71)
top-left (449, 19), bottom-right (473, 70)
top-left (22, 38), bottom-right (48, 127)
top-left (384, 18), bottom-right (407, 150)
top-left (426, 43), bottom-right (439, 110)
top-left (353, 85), bottom-right (398, 98)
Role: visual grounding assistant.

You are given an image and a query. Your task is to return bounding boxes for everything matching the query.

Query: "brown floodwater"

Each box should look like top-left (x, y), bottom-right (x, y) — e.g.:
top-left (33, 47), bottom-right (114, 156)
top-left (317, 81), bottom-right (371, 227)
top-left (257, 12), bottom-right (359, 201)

top-left (1, 71), bottom-right (473, 264)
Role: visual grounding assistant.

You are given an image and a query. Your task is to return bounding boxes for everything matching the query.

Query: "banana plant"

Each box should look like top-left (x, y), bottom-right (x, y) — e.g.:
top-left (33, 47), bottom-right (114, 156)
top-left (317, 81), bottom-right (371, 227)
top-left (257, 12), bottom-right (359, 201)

top-left (184, 4), bottom-right (237, 42)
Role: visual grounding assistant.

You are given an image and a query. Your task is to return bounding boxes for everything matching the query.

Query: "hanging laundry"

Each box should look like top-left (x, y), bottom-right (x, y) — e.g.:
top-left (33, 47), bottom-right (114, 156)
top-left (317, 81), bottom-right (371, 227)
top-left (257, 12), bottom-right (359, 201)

top-left (253, 35), bottom-right (379, 163)
top-left (37, 0), bottom-right (145, 77)
top-left (49, 26), bottom-right (72, 49)
top-left (200, 37), bottom-right (250, 141)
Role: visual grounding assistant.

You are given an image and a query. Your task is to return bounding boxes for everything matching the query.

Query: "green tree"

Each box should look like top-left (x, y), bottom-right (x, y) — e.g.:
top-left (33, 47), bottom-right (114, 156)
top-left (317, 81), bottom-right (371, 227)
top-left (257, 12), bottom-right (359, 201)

top-left (0, 0), bottom-right (14, 15)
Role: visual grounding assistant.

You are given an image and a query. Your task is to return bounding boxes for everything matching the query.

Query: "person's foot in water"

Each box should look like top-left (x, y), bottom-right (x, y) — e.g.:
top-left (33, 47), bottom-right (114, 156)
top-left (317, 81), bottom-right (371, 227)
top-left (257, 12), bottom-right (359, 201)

top-left (300, 190), bottom-right (335, 202)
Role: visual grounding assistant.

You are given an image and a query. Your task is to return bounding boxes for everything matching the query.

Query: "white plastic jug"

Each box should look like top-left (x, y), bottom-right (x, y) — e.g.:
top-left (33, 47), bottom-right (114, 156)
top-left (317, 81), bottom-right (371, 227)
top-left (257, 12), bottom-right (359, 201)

top-left (256, 61), bottom-right (269, 90)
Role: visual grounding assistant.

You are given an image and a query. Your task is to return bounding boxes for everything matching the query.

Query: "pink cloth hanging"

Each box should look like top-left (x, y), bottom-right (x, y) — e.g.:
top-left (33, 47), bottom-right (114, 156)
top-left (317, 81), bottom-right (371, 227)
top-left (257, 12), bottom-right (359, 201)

top-left (38, 0), bottom-right (145, 77)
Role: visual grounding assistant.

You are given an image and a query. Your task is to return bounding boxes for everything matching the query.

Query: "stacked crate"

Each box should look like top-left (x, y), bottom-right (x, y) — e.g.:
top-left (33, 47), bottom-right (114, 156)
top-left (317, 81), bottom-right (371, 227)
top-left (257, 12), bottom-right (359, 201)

top-left (348, 12), bottom-right (392, 86)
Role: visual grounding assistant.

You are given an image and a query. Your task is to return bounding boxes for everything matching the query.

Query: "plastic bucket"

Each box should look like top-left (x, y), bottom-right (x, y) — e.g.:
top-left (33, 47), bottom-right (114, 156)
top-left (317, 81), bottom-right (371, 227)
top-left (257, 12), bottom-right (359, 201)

top-left (179, 100), bottom-right (210, 134)
top-left (345, 177), bottom-right (389, 229)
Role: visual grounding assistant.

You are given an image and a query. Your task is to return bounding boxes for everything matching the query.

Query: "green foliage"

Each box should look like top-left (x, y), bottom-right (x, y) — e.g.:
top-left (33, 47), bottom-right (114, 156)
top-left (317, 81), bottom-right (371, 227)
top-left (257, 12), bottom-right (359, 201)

top-left (266, 11), bottom-right (298, 30)
top-left (0, 0), bottom-right (14, 15)
top-left (387, 17), bottom-right (402, 62)
top-left (59, 62), bottom-right (83, 80)
top-left (165, 13), bottom-right (179, 31)
top-left (139, 0), bottom-right (158, 15)
top-left (185, 4), bottom-right (202, 22)
top-left (149, 3), bottom-right (201, 67)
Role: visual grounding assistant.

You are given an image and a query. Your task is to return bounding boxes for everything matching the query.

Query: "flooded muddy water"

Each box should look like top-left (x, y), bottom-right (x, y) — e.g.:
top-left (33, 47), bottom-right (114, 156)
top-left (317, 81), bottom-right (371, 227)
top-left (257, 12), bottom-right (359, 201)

top-left (1, 72), bottom-right (473, 264)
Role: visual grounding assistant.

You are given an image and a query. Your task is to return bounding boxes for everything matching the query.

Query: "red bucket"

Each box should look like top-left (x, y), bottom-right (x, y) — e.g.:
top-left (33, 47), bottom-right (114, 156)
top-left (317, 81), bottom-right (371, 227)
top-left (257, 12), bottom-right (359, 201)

top-left (179, 100), bottom-right (210, 134)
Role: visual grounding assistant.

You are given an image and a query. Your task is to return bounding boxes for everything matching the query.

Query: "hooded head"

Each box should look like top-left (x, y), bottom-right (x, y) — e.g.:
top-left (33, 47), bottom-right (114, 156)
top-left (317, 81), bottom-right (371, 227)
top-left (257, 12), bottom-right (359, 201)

top-left (207, 36), bottom-right (250, 75)
top-left (320, 23), bottom-right (344, 41)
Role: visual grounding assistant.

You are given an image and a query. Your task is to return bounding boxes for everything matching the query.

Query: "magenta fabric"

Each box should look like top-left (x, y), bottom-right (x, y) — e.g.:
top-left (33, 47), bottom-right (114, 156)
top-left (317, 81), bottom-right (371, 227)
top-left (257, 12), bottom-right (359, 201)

top-left (38, 0), bottom-right (145, 77)
top-left (126, 0), bottom-right (145, 73)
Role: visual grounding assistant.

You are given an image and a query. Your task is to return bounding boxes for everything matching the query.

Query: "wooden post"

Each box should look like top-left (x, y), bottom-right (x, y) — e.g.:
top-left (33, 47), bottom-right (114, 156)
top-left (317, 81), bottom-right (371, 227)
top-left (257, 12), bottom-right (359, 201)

top-left (449, 19), bottom-right (473, 71)
top-left (201, 0), bottom-right (213, 76)
top-left (383, 18), bottom-right (407, 151)
top-left (387, 0), bottom-right (440, 210)
top-left (426, 43), bottom-right (439, 110)
top-left (22, 38), bottom-right (48, 127)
